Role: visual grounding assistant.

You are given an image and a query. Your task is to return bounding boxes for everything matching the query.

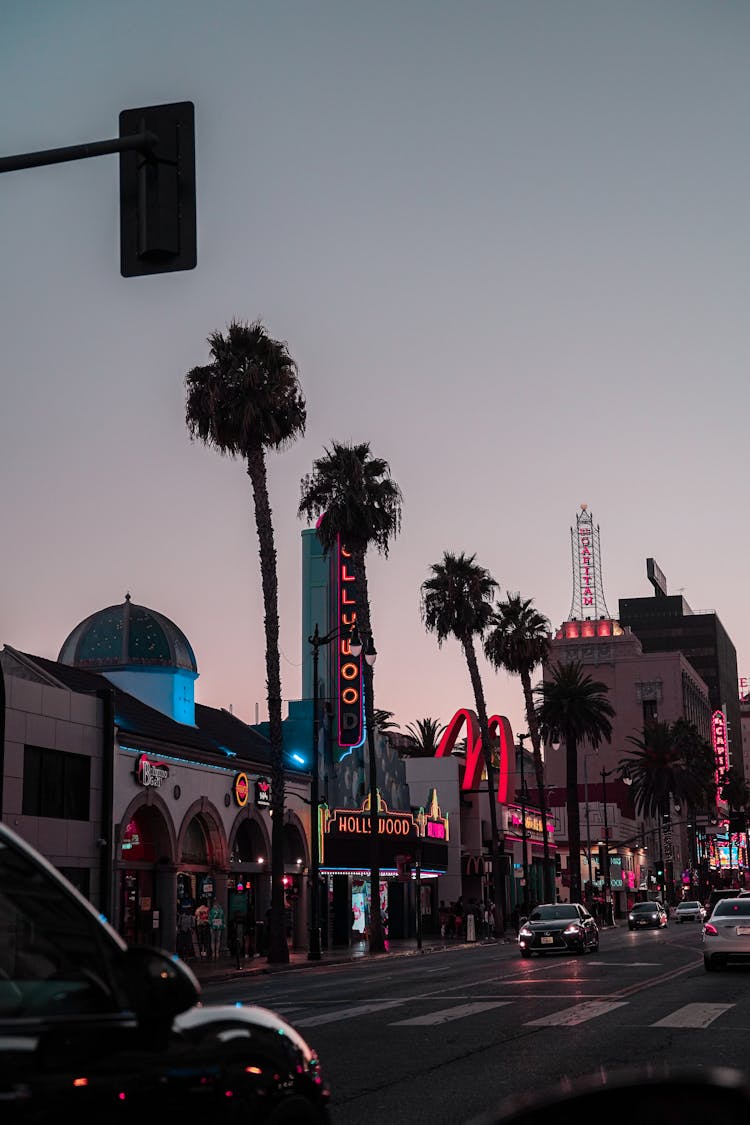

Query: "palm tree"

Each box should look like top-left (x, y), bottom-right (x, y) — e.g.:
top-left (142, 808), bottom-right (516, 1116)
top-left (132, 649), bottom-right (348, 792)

top-left (535, 660), bottom-right (614, 904)
top-left (484, 593), bottom-right (553, 900)
top-left (403, 717), bottom-right (447, 757)
top-left (620, 721), bottom-right (712, 818)
top-left (185, 318), bottom-right (306, 965)
top-left (299, 440), bottom-right (403, 954)
top-left (420, 552), bottom-right (505, 935)
top-left (620, 719), bottom-right (716, 902)
top-left (374, 709), bottom-right (400, 734)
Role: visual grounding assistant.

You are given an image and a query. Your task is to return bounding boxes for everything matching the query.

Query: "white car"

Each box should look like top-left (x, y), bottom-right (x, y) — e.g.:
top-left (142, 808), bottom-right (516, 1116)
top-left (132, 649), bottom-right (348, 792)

top-left (703, 898), bottom-right (750, 970)
top-left (675, 900), bottom-right (706, 924)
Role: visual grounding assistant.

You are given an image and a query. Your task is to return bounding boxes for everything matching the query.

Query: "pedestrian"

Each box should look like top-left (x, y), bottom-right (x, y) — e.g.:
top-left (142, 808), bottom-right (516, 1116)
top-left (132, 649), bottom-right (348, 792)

top-left (439, 900), bottom-right (449, 938)
top-left (177, 909), bottom-right (195, 958)
top-left (195, 900), bottom-right (210, 959)
top-left (209, 901), bottom-right (225, 959)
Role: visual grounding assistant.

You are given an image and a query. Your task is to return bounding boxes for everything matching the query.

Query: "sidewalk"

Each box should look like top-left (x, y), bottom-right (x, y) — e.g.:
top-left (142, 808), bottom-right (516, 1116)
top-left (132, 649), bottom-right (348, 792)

top-left (188, 933), bottom-right (514, 986)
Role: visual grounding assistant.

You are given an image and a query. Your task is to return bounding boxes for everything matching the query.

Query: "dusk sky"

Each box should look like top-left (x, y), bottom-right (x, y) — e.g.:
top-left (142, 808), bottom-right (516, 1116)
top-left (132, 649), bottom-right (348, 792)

top-left (3, 2), bottom-right (749, 745)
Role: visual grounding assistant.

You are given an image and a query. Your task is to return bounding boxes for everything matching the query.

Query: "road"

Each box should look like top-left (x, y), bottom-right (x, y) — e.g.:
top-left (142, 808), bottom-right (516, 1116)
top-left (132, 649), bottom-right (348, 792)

top-left (201, 922), bottom-right (750, 1125)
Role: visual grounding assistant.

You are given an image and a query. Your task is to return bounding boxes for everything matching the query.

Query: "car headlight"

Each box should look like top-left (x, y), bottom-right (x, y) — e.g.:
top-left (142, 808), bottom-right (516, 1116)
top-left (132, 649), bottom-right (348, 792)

top-left (628, 913), bottom-right (635, 920)
top-left (519, 926), bottom-right (533, 939)
top-left (563, 924), bottom-right (582, 935)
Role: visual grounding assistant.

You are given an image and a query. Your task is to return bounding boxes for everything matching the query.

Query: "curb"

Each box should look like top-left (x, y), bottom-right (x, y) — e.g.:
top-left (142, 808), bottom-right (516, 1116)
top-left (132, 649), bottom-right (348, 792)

top-left (191, 935), bottom-right (515, 985)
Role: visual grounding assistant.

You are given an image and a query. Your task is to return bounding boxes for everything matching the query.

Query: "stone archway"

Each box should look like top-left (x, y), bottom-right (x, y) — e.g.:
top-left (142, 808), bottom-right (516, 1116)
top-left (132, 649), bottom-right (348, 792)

top-left (283, 812), bottom-right (310, 949)
top-left (116, 791), bottom-right (175, 948)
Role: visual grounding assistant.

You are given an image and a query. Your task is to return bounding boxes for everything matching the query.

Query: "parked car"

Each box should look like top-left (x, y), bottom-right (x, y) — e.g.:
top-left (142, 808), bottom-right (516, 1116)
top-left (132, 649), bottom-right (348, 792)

top-left (518, 903), bottom-right (599, 956)
top-left (703, 897), bottom-right (750, 971)
top-left (0, 820), bottom-right (331, 1123)
top-left (674, 900), bottom-right (706, 924)
top-left (627, 901), bottom-right (668, 930)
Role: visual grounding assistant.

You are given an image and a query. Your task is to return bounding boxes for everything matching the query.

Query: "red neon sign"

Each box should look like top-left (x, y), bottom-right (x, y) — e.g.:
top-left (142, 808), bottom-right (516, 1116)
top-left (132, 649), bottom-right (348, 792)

top-left (337, 540), bottom-right (363, 749)
top-left (712, 709), bottom-right (728, 805)
top-left (434, 708), bottom-right (512, 804)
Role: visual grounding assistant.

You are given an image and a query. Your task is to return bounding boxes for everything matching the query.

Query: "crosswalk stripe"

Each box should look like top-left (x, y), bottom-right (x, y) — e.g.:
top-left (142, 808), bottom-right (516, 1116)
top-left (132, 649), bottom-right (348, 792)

top-left (293, 1000), bottom-right (406, 1027)
top-left (652, 1003), bottom-right (733, 1029)
top-left (391, 1001), bottom-right (512, 1026)
top-left (525, 1000), bottom-right (627, 1027)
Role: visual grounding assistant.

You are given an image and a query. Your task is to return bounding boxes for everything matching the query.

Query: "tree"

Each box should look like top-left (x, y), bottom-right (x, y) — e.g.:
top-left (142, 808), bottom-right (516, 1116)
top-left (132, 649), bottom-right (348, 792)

top-left (299, 440), bottom-right (403, 954)
top-left (535, 660), bottom-right (614, 904)
top-left (403, 717), bottom-right (447, 757)
top-left (484, 593), bottom-right (554, 900)
top-left (185, 318), bottom-right (306, 964)
top-left (620, 720), bottom-right (714, 818)
top-left (374, 709), bottom-right (400, 734)
top-left (420, 552), bottom-right (505, 935)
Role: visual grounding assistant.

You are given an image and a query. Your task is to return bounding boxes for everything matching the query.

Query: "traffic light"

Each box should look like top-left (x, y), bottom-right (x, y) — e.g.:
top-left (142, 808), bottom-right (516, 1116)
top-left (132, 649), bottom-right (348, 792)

top-left (655, 860), bottom-right (664, 887)
top-left (119, 101), bottom-right (196, 276)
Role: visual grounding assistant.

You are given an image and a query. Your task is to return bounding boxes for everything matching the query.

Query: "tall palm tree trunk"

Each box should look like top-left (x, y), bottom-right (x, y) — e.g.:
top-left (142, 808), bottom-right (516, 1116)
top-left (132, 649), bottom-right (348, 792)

top-left (463, 638), bottom-right (505, 936)
top-left (520, 669), bottom-right (553, 901)
top-left (353, 552), bottom-right (386, 954)
top-left (247, 450), bottom-right (289, 964)
top-left (565, 730), bottom-right (582, 904)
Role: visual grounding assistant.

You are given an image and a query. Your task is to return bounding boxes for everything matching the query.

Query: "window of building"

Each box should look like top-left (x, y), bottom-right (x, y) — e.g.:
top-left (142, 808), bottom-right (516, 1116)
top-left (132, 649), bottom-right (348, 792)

top-left (22, 745), bottom-right (91, 821)
top-left (642, 700), bottom-right (658, 726)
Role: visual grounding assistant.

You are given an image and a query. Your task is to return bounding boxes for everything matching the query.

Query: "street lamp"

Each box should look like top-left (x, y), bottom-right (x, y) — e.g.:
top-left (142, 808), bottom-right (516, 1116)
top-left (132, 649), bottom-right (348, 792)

top-left (517, 733), bottom-right (532, 912)
top-left (307, 622), bottom-right (351, 960)
top-left (349, 625), bottom-right (384, 953)
top-left (599, 763), bottom-right (632, 925)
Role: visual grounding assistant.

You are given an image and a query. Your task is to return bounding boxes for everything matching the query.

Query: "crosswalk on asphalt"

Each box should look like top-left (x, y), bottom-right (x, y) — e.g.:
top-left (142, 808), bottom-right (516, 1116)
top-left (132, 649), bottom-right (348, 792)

top-left (273, 997), bottom-right (746, 1032)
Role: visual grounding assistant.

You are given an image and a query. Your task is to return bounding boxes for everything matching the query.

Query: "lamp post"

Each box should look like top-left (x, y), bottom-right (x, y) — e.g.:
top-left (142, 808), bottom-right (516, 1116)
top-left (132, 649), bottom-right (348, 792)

top-left (517, 733), bottom-right (532, 913)
top-left (307, 623), bottom-right (348, 961)
top-left (349, 625), bottom-right (384, 953)
top-left (583, 754), bottom-right (594, 900)
top-left (599, 764), bottom-right (632, 925)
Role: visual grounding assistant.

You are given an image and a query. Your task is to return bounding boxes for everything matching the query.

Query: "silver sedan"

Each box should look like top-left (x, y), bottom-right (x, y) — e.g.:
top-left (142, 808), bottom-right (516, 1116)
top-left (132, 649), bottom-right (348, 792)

top-left (675, 900), bottom-right (706, 924)
top-left (703, 898), bottom-right (750, 970)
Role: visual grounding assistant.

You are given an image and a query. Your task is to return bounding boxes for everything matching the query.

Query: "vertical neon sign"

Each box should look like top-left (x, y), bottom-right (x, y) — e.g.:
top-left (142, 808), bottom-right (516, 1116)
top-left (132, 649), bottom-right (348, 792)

top-left (337, 540), bottom-right (363, 752)
top-left (578, 521), bottom-right (594, 610)
top-left (712, 709), bottom-right (728, 806)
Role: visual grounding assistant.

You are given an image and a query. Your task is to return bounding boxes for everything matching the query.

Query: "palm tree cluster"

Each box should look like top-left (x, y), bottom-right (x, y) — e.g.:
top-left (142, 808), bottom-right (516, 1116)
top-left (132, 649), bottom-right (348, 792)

top-left (620, 719), bottom-right (716, 819)
top-left (185, 315), bottom-right (721, 955)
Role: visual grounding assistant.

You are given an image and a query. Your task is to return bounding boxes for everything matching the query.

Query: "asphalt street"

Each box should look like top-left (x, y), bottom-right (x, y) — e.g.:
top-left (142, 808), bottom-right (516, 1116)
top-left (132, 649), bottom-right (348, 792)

top-left (200, 922), bottom-right (750, 1125)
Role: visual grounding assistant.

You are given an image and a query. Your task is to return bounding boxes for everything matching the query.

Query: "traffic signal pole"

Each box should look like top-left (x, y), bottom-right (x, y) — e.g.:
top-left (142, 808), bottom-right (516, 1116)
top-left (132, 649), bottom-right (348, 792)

top-left (0, 102), bottom-right (196, 276)
top-left (0, 130), bottom-right (156, 172)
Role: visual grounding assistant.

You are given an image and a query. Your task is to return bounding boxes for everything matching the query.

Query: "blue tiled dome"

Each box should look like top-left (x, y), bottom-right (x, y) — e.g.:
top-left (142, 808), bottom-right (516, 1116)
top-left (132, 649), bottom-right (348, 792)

top-left (58, 594), bottom-right (197, 673)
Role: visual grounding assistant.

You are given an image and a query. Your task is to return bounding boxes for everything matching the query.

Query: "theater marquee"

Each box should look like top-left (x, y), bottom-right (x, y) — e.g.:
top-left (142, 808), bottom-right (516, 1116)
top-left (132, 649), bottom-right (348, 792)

top-left (319, 790), bottom-right (449, 874)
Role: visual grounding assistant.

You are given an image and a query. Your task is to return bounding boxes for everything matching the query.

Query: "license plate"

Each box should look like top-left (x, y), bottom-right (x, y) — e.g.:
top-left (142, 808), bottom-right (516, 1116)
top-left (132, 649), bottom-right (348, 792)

top-left (541, 936), bottom-right (554, 944)
top-left (736, 927), bottom-right (750, 935)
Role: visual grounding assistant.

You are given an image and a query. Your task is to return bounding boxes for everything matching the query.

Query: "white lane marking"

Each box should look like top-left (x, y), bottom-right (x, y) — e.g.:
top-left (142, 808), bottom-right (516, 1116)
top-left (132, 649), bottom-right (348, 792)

top-left (586, 962), bottom-right (660, 966)
top-left (293, 999), bottom-right (406, 1027)
top-left (391, 1001), bottom-right (512, 1026)
top-left (652, 1003), bottom-right (733, 1029)
top-left (525, 1000), bottom-right (627, 1027)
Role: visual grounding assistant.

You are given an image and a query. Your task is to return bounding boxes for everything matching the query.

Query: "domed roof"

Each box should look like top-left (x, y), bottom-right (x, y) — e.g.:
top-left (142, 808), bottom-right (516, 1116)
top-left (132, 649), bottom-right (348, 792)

top-left (58, 594), bottom-right (197, 673)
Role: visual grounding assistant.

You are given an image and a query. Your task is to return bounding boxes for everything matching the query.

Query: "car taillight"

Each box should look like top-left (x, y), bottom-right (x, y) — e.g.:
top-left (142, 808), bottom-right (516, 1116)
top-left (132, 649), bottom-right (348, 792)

top-left (704, 923), bottom-right (718, 936)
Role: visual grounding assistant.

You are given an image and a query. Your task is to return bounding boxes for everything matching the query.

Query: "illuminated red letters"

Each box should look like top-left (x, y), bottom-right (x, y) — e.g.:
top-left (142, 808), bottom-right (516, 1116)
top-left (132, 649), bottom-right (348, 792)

top-left (435, 708), bottom-right (512, 804)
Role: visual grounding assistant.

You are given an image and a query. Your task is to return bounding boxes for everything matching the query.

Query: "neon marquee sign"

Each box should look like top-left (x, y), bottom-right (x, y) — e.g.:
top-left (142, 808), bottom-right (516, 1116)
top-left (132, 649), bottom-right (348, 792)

top-left (337, 540), bottom-right (363, 751)
top-left (435, 708), bottom-right (512, 804)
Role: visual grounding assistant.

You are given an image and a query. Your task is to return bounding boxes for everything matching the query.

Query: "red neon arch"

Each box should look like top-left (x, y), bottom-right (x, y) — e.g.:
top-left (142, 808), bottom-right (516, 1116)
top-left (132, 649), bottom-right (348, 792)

top-left (435, 708), bottom-right (512, 804)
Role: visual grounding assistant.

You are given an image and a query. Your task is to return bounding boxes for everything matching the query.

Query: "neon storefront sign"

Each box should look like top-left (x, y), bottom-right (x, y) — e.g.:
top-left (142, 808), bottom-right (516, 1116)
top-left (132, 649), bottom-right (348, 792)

top-left (434, 708), bottom-right (512, 804)
top-left (135, 754), bottom-right (169, 788)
